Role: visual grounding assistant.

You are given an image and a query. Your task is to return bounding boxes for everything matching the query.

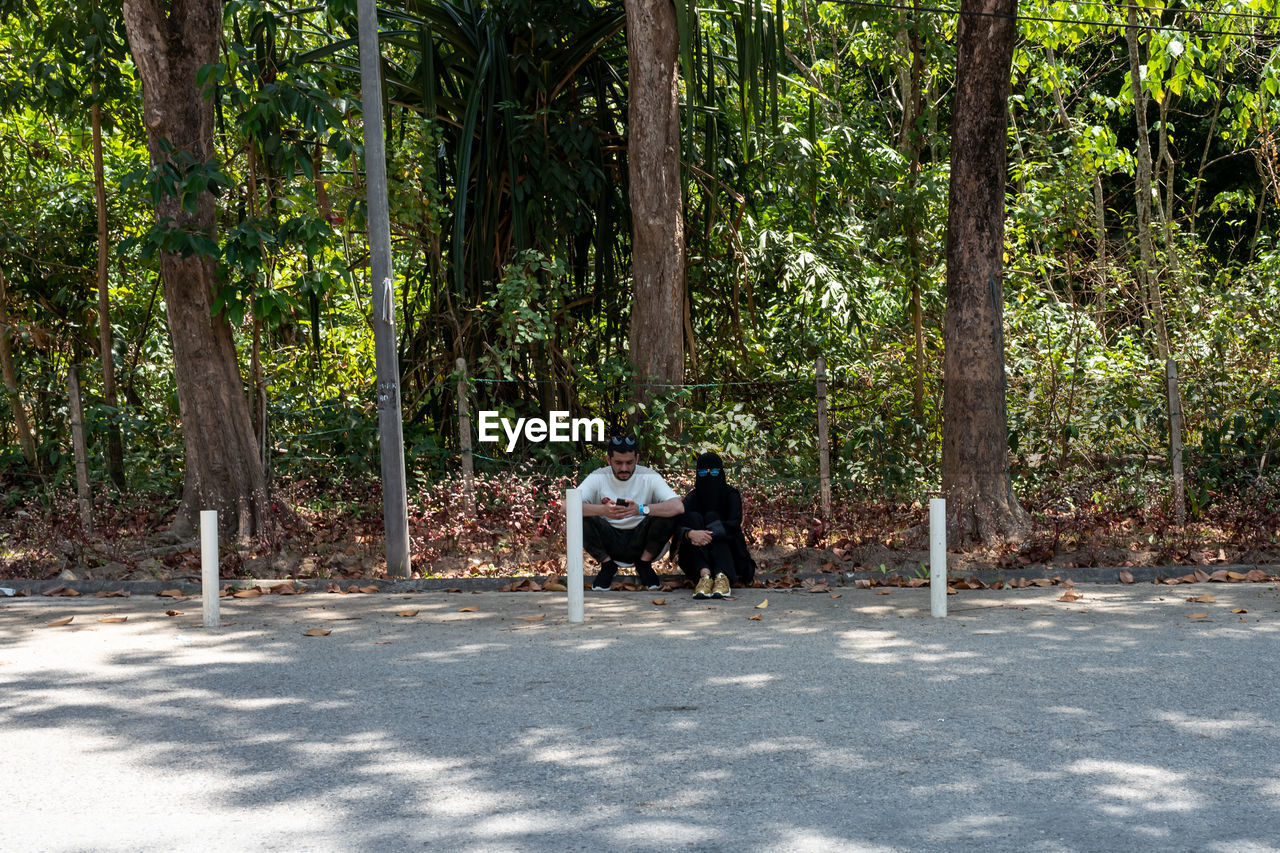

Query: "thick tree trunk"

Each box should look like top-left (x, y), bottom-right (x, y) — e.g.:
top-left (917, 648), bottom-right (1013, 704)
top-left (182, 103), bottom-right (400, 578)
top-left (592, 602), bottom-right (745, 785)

top-left (941, 0), bottom-right (1029, 545)
top-left (92, 91), bottom-right (126, 490)
top-left (625, 0), bottom-right (685, 405)
top-left (0, 270), bottom-right (38, 466)
top-left (123, 0), bottom-right (269, 539)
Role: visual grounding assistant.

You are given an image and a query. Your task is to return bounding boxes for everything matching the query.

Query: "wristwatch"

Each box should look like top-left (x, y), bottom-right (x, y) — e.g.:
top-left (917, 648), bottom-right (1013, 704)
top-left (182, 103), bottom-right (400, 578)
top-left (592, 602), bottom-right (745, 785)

top-left (639, 503), bottom-right (650, 516)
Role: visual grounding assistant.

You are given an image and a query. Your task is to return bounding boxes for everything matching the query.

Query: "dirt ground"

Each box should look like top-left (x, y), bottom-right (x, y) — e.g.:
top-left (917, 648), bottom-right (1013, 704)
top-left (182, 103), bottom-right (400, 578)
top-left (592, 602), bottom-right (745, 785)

top-left (16, 534), bottom-right (1280, 587)
top-left (4, 480), bottom-right (1279, 584)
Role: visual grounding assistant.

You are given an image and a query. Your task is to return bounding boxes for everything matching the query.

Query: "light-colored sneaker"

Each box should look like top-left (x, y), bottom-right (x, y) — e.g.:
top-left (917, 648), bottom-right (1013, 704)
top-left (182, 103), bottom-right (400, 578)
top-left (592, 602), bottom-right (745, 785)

top-left (711, 573), bottom-right (731, 598)
top-left (693, 574), bottom-right (714, 599)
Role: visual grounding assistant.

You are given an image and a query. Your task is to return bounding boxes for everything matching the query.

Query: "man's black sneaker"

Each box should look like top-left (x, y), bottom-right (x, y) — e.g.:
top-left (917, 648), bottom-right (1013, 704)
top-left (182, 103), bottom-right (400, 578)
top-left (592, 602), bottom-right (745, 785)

top-left (636, 562), bottom-right (662, 590)
top-left (592, 561), bottom-right (618, 591)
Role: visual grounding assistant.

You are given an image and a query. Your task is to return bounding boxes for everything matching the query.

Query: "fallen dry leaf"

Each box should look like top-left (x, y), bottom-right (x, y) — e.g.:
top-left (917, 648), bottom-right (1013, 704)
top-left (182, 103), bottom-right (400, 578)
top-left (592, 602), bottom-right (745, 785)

top-left (829, 593), bottom-right (842, 599)
top-left (445, 587), bottom-right (462, 593)
top-left (158, 589), bottom-right (185, 599)
top-left (97, 616), bottom-right (128, 623)
top-left (94, 590), bottom-right (129, 598)
top-left (396, 610), bottom-right (420, 617)
top-left (232, 588), bottom-right (262, 599)
top-left (748, 614), bottom-right (763, 621)
top-left (802, 577), bottom-right (830, 593)
top-left (854, 579), bottom-right (872, 589)
top-left (1058, 590), bottom-right (1083, 602)
top-left (876, 589), bottom-right (892, 596)
top-left (303, 628), bottom-right (332, 636)
top-left (1030, 578), bottom-right (1054, 588)
top-left (754, 599), bottom-right (769, 609)
top-left (458, 606), bottom-right (479, 613)
top-left (544, 581), bottom-right (568, 592)
top-left (1193, 569), bottom-right (1211, 583)
top-left (1232, 608), bottom-right (1248, 614)
top-left (1227, 571), bottom-right (1248, 581)
top-left (1118, 570), bottom-right (1135, 584)
top-left (651, 599), bottom-right (667, 606)
top-left (165, 609), bottom-right (184, 616)
top-left (519, 614), bottom-right (546, 622)
top-left (502, 579), bottom-right (542, 592)
top-left (358, 585), bottom-right (380, 594)
top-left (271, 582), bottom-right (299, 595)
top-left (1187, 594), bottom-right (1216, 604)
top-left (1188, 612), bottom-right (1210, 620)
top-left (46, 616), bottom-right (74, 627)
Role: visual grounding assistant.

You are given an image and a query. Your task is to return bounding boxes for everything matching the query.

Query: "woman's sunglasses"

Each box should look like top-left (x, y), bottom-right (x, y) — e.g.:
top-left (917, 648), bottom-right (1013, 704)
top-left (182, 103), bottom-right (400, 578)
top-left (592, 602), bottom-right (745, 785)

top-left (697, 468), bottom-right (721, 477)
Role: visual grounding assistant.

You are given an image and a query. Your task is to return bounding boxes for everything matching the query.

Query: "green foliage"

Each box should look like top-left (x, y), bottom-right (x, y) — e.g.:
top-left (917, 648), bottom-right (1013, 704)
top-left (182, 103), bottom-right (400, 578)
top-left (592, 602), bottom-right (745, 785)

top-left (2, 0), bottom-right (1280, 535)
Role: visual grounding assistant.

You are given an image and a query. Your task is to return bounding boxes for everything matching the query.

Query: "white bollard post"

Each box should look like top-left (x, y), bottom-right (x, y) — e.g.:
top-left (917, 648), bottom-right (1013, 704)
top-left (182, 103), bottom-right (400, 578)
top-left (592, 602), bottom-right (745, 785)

top-left (930, 498), bottom-right (946, 618)
top-left (201, 510), bottom-right (220, 628)
top-left (566, 489), bottom-right (584, 623)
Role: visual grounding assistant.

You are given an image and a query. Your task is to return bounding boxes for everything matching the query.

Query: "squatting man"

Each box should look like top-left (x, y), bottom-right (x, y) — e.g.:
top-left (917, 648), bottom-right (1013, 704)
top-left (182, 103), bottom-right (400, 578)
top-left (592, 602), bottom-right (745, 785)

top-left (575, 434), bottom-right (684, 590)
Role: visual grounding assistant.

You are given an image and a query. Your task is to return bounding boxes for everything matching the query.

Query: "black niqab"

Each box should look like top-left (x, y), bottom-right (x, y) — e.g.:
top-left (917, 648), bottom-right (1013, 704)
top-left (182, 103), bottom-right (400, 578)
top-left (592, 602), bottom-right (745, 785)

top-left (691, 451), bottom-right (729, 513)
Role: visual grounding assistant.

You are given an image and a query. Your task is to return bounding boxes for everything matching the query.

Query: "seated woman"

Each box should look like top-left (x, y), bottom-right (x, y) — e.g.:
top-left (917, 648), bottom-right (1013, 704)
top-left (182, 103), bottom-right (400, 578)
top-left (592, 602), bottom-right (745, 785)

top-left (675, 451), bottom-right (757, 598)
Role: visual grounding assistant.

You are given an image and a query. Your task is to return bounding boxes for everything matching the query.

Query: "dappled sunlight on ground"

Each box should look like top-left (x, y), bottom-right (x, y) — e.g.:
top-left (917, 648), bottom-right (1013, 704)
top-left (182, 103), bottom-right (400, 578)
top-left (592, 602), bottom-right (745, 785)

top-left (2, 585), bottom-right (1279, 850)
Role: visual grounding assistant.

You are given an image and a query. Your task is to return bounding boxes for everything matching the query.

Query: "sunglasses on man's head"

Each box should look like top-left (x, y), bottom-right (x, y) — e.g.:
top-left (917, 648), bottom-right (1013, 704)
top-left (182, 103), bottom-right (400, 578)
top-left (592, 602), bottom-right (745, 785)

top-left (697, 468), bottom-right (721, 477)
top-left (609, 436), bottom-right (638, 448)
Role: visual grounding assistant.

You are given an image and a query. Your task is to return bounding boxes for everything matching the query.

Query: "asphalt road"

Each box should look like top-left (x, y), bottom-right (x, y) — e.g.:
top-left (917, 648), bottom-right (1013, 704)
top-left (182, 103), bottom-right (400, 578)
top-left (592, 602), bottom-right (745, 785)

top-left (2, 583), bottom-right (1279, 852)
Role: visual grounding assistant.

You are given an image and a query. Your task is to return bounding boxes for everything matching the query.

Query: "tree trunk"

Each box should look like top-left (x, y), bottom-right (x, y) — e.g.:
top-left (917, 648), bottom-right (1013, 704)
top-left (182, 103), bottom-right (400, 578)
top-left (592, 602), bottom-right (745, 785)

top-left (1044, 43), bottom-right (1109, 327)
top-left (942, 0), bottom-right (1029, 545)
top-left (0, 270), bottom-right (38, 466)
top-left (1125, 9), bottom-right (1170, 362)
top-left (92, 89), bottom-right (126, 490)
top-left (1093, 171), bottom-right (1108, 324)
top-left (123, 0), bottom-right (269, 540)
top-left (898, 10), bottom-right (927, 424)
top-left (625, 0), bottom-right (685, 406)
top-left (1156, 90), bottom-right (1190, 300)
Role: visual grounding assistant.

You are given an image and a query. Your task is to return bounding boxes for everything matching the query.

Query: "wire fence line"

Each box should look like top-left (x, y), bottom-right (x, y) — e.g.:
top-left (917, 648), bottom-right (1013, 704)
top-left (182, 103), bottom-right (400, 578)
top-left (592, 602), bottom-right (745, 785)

top-left (261, 357), bottom-right (1280, 520)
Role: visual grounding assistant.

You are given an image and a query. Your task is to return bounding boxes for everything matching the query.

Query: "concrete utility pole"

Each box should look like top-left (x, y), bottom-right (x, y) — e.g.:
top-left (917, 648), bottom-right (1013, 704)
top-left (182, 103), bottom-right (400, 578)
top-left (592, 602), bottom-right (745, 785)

top-left (357, 0), bottom-right (411, 577)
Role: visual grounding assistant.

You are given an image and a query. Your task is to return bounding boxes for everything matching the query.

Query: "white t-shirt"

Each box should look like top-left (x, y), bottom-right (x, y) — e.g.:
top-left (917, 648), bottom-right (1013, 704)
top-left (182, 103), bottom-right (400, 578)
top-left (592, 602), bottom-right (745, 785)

top-left (577, 464), bottom-right (679, 530)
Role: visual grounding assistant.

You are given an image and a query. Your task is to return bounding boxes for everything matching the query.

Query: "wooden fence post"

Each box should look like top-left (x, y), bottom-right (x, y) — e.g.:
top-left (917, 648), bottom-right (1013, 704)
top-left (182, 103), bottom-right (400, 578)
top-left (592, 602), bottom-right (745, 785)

top-left (67, 365), bottom-right (93, 534)
top-left (456, 357), bottom-right (475, 510)
top-left (816, 356), bottom-right (832, 521)
top-left (1166, 357), bottom-right (1185, 525)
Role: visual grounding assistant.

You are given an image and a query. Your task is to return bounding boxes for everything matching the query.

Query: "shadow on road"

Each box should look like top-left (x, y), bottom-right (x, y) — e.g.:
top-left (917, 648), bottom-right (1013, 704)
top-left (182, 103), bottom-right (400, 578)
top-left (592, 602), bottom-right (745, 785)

top-left (2, 586), bottom-right (1279, 851)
